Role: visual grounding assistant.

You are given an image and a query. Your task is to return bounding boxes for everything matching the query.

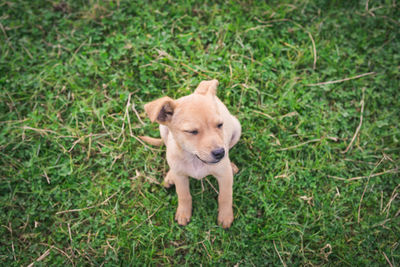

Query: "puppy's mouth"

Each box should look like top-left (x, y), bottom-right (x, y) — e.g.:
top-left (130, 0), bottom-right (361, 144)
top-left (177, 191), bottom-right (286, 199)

top-left (195, 154), bottom-right (221, 164)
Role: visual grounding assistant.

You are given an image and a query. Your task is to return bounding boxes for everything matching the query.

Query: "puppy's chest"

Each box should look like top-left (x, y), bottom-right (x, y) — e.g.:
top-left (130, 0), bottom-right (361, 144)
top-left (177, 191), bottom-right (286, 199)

top-left (175, 156), bottom-right (211, 180)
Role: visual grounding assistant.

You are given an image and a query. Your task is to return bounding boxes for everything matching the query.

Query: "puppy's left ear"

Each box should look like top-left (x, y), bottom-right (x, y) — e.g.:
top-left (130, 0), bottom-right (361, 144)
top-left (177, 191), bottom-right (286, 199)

top-left (194, 79), bottom-right (218, 95)
top-left (144, 96), bottom-right (175, 124)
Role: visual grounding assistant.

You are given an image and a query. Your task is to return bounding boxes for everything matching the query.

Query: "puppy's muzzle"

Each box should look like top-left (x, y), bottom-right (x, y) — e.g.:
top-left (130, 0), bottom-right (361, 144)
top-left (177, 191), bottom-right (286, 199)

top-left (211, 147), bottom-right (225, 161)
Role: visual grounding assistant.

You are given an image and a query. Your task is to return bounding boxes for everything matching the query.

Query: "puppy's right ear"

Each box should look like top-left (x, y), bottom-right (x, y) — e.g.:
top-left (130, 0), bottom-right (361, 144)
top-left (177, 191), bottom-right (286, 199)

top-left (144, 96), bottom-right (175, 124)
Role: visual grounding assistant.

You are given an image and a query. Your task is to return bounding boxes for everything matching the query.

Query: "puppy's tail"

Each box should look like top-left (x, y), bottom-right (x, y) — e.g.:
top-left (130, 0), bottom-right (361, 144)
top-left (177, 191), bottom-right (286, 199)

top-left (138, 136), bottom-right (164, 147)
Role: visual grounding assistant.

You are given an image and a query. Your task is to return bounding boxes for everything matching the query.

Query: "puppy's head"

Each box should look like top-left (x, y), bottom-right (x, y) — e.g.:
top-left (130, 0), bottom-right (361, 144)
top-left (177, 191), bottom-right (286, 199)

top-left (144, 80), bottom-right (226, 164)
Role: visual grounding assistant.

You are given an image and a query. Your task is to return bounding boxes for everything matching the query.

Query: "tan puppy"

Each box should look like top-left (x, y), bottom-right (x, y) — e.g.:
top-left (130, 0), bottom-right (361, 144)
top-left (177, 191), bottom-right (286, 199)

top-left (141, 80), bottom-right (241, 228)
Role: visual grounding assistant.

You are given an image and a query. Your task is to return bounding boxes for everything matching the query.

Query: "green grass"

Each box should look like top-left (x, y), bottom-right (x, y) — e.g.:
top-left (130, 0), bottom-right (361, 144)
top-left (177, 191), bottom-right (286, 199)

top-left (1, 0), bottom-right (399, 265)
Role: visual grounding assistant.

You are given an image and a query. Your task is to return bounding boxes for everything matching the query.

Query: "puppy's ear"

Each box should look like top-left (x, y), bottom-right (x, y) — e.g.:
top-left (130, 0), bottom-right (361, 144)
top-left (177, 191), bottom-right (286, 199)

top-left (144, 96), bottom-right (175, 124)
top-left (194, 79), bottom-right (218, 96)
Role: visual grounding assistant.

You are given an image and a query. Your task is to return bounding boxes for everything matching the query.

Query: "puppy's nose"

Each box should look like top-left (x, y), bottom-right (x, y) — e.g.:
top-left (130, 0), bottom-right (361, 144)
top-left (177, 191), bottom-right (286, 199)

top-left (211, 148), bottom-right (225, 160)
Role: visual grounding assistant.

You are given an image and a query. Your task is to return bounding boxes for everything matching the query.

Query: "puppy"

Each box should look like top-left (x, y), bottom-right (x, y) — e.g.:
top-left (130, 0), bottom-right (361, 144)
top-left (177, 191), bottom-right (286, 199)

top-left (141, 80), bottom-right (241, 228)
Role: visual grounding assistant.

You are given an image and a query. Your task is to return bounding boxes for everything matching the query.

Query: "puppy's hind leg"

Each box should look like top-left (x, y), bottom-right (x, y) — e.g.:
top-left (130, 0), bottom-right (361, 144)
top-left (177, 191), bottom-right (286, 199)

top-left (163, 170), bottom-right (175, 188)
top-left (229, 116), bottom-right (241, 149)
top-left (230, 162), bottom-right (239, 175)
top-left (229, 116), bottom-right (241, 175)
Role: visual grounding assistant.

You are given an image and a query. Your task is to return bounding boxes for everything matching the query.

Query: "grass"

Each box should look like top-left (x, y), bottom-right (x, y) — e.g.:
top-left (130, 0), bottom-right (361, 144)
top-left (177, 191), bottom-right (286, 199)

top-left (1, 0), bottom-right (399, 265)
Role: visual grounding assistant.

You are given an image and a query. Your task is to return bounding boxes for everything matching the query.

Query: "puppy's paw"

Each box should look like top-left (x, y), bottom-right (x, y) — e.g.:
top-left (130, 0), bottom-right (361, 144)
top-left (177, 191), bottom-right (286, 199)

top-left (218, 209), bottom-right (234, 229)
top-left (230, 162), bottom-right (239, 175)
top-left (163, 176), bottom-right (174, 188)
top-left (175, 206), bottom-right (192, 226)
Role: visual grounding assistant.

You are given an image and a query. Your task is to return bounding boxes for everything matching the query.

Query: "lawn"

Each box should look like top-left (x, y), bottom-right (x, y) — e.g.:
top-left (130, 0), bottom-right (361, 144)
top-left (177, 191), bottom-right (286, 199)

top-left (1, 0), bottom-right (399, 265)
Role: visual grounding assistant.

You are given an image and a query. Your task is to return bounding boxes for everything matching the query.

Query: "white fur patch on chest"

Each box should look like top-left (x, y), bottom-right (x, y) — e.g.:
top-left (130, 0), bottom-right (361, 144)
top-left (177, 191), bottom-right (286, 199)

top-left (178, 155), bottom-right (212, 179)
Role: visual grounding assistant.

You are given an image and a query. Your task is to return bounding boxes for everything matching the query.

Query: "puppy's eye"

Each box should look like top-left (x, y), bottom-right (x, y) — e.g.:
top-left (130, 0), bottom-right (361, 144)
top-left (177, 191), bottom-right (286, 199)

top-left (217, 123), bottom-right (223, 129)
top-left (185, 130), bottom-right (198, 135)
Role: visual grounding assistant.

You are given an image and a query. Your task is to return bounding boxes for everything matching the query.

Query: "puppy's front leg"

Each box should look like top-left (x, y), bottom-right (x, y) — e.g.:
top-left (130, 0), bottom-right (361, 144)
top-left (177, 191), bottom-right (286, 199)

top-left (215, 165), bottom-right (234, 228)
top-left (168, 170), bottom-right (192, 225)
